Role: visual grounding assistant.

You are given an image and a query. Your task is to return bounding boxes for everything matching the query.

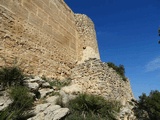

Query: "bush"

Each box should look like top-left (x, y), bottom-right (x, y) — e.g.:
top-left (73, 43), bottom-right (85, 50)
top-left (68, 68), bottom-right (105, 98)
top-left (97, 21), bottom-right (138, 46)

top-left (0, 66), bottom-right (24, 88)
top-left (0, 86), bottom-right (34, 120)
top-left (107, 62), bottom-right (127, 81)
top-left (136, 90), bottom-right (160, 120)
top-left (65, 93), bottom-right (121, 120)
top-left (9, 86), bottom-right (33, 109)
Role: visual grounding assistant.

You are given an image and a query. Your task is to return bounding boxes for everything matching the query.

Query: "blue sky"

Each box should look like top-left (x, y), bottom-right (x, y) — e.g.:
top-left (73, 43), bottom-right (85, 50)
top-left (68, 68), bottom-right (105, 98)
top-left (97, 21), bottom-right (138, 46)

top-left (65, 0), bottom-right (160, 99)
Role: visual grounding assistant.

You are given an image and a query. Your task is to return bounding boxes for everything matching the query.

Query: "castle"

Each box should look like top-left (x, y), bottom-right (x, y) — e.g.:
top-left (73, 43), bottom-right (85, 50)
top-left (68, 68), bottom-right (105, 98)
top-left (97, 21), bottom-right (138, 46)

top-left (0, 1), bottom-right (136, 119)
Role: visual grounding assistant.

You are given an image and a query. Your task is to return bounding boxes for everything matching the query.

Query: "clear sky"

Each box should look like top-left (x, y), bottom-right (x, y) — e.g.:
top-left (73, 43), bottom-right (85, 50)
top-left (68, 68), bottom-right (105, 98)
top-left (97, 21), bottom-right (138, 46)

top-left (64, 0), bottom-right (160, 99)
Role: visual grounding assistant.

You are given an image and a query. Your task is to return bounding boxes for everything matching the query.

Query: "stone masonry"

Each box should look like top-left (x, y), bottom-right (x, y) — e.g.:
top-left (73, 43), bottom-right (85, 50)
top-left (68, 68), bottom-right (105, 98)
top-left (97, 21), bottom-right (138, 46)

top-left (75, 14), bottom-right (100, 63)
top-left (0, 0), bottom-right (99, 78)
top-left (71, 58), bottom-right (134, 105)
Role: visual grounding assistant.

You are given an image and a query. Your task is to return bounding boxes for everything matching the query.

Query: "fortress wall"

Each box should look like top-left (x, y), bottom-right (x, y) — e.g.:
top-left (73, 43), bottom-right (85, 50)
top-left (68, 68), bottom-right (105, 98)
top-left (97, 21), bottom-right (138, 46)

top-left (75, 14), bottom-right (100, 63)
top-left (0, 0), bottom-right (78, 78)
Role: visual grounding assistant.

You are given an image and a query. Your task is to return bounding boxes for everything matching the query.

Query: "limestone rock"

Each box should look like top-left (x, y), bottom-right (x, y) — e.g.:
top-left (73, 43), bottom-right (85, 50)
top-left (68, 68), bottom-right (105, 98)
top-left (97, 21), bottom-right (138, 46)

top-left (39, 88), bottom-right (54, 98)
top-left (59, 84), bottom-right (82, 105)
top-left (25, 82), bottom-right (39, 91)
top-left (0, 91), bottom-right (12, 111)
top-left (28, 104), bottom-right (69, 120)
top-left (46, 96), bottom-right (59, 105)
top-left (42, 82), bottom-right (51, 88)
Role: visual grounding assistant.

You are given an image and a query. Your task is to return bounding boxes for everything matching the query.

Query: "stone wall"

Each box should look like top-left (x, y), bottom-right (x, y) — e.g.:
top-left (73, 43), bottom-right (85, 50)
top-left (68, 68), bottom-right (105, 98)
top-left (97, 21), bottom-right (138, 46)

top-left (75, 14), bottom-right (100, 63)
top-left (0, 0), bottom-right (100, 78)
top-left (71, 58), bottom-right (134, 105)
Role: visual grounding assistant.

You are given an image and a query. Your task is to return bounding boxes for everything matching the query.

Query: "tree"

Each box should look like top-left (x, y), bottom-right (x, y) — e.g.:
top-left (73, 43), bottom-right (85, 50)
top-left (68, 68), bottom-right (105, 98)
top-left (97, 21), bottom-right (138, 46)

top-left (138, 90), bottom-right (160, 120)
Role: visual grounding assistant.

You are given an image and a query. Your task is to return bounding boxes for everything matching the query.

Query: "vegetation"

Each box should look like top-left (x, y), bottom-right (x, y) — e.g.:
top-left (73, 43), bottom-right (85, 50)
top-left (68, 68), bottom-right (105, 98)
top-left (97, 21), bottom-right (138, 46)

top-left (135, 90), bottom-right (160, 120)
top-left (44, 78), bottom-right (71, 90)
top-left (0, 66), bottom-right (34, 120)
top-left (65, 93), bottom-right (121, 120)
top-left (0, 66), bottom-right (24, 88)
top-left (107, 62), bottom-right (127, 81)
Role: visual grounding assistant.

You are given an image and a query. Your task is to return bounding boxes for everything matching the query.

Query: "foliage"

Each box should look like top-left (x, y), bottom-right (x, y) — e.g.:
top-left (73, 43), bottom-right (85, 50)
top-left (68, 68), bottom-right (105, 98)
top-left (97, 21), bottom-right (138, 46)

top-left (107, 62), bottom-right (127, 81)
top-left (65, 93), bottom-right (121, 120)
top-left (47, 78), bottom-right (71, 90)
top-left (0, 66), bottom-right (24, 88)
top-left (136, 90), bottom-right (160, 120)
top-left (0, 86), bottom-right (34, 120)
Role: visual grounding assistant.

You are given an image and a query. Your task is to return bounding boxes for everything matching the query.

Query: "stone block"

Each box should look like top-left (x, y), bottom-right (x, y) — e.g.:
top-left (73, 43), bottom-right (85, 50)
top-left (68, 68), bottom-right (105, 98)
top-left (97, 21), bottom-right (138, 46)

top-left (32, 0), bottom-right (43, 9)
top-left (11, 2), bottom-right (29, 19)
top-left (23, 0), bottom-right (37, 14)
top-left (43, 23), bottom-right (52, 35)
top-left (38, 8), bottom-right (48, 21)
top-left (28, 13), bottom-right (43, 28)
top-left (48, 17), bottom-right (59, 30)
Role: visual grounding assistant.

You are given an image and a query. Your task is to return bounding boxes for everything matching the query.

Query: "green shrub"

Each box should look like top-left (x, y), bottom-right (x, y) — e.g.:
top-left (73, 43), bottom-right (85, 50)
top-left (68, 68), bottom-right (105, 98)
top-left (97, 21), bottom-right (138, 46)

top-left (107, 62), bottom-right (127, 81)
top-left (0, 66), bottom-right (24, 88)
top-left (9, 86), bottom-right (33, 109)
top-left (0, 86), bottom-right (34, 120)
top-left (65, 93), bottom-right (121, 120)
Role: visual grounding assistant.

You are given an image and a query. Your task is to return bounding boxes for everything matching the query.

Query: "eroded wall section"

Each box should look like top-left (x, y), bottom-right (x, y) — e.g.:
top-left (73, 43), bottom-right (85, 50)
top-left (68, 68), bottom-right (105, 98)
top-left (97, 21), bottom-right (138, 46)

top-left (0, 0), bottom-right (77, 78)
top-left (75, 14), bottom-right (100, 63)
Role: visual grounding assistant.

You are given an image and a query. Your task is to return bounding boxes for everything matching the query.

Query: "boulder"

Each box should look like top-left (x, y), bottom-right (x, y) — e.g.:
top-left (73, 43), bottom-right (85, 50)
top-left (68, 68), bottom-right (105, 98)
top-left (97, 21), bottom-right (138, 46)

top-left (59, 84), bottom-right (82, 105)
top-left (28, 105), bottom-right (69, 120)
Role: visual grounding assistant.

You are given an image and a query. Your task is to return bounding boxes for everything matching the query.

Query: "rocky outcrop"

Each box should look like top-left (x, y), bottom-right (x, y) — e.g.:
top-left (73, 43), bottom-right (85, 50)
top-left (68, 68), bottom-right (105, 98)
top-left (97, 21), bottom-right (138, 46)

top-left (0, 76), bottom-right (70, 120)
top-left (24, 76), bottom-right (70, 120)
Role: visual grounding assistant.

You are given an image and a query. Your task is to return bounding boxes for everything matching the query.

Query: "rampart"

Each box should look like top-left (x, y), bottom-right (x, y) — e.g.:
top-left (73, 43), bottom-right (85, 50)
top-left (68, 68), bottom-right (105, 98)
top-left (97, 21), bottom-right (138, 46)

top-left (0, 0), bottom-right (100, 78)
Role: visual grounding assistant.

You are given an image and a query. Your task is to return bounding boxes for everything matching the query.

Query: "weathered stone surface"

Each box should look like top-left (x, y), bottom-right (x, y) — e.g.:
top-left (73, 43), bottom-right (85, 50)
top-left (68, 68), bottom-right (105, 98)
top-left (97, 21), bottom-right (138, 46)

top-left (0, 0), bottom-right (99, 79)
top-left (75, 14), bottom-right (100, 63)
top-left (0, 91), bottom-right (12, 111)
top-left (70, 58), bottom-right (136, 119)
top-left (46, 96), bottom-right (59, 105)
top-left (71, 58), bottom-right (134, 103)
top-left (39, 88), bottom-right (54, 98)
top-left (42, 82), bottom-right (50, 88)
top-left (28, 104), bottom-right (69, 120)
top-left (24, 82), bottom-right (39, 91)
top-left (59, 84), bottom-right (83, 104)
